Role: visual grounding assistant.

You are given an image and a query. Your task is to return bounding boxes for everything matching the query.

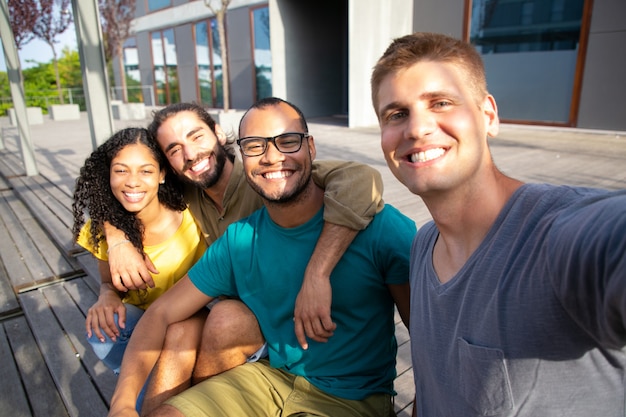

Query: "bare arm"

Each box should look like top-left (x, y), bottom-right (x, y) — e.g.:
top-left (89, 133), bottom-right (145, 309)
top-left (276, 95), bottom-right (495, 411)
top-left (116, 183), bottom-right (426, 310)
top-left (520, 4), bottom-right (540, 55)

top-left (387, 282), bottom-right (410, 329)
top-left (103, 221), bottom-right (158, 291)
top-left (295, 161), bottom-right (384, 348)
top-left (85, 260), bottom-right (126, 341)
top-left (107, 276), bottom-right (212, 417)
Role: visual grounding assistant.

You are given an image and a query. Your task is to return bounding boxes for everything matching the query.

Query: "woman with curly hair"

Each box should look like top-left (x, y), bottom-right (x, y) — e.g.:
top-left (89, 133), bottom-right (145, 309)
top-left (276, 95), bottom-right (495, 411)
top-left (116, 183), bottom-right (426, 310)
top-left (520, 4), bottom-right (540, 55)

top-left (72, 127), bottom-right (207, 378)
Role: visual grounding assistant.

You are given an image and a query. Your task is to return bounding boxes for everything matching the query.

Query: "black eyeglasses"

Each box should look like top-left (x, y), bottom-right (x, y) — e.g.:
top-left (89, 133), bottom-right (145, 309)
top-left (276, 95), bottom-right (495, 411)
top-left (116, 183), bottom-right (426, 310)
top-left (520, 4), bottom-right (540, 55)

top-left (237, 132), bottom-right (310, 157)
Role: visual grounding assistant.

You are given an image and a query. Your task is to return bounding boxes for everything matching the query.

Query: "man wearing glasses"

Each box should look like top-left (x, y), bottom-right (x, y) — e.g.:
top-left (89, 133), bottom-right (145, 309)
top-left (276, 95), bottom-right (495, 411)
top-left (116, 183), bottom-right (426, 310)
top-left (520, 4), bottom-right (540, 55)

top-left (107, 97), bottom-right (414, 417)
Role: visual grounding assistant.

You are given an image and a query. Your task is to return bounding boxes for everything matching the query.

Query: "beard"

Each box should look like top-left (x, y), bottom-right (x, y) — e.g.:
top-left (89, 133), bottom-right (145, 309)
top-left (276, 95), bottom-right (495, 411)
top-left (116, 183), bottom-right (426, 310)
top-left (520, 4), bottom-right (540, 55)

top-left (247, 161), bottom-right (313, 205)
top-left (179, 145), bottom-right (229, 190)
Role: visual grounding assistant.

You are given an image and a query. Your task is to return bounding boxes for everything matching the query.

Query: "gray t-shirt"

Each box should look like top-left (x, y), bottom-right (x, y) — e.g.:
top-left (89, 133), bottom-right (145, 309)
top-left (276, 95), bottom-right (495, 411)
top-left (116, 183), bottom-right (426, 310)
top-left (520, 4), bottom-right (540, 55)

top-left (410, 183), bottom-right (626, 416)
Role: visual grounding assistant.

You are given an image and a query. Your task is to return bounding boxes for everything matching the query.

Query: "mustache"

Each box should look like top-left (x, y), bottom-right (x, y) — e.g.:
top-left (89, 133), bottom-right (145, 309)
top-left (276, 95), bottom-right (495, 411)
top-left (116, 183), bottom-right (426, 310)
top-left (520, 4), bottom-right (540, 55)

top-left (182, 152), bottom-right (212, 171)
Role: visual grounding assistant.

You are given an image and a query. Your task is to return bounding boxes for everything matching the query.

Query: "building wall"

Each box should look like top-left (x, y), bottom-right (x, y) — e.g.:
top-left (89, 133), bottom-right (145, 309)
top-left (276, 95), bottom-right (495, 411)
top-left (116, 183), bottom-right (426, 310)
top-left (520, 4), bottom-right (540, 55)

top-left (227, 7), bottom-right (255, 110)
top-left (123, 0), bottom-right (625, 130)
top-left (348, 0), bottom-right (414, 128)
top-left (175, 23), bottom-right (198, 104)
top-left (577, 0), bottom-right (626, 130)
top-left (272, 0), bottom-right (347, 119)
top-left (412, 0), bottom-right (465, 38)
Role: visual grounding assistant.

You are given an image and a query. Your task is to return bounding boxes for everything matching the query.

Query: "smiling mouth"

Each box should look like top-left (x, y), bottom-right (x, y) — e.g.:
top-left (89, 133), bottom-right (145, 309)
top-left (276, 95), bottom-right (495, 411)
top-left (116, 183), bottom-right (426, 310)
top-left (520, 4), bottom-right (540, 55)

top-left (263, 170), bottom-right (292, 179)
top-left (409, 148), bottom-right (445, 163)
top-left (188, 157), bottom-right (210, 173)
top-left (123, 192), bottom-right (145, 202)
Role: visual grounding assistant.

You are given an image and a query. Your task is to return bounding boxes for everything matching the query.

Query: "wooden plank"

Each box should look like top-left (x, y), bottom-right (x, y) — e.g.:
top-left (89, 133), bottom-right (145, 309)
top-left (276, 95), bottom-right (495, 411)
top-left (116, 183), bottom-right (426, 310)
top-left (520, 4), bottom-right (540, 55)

top-left (0, 193), bottom-right (34, 290)
top-left (0, 318), bottom-right (32, 417)
top-left (0, 256), bottom-right (20, 318)
top-left (7, 176), bottom-right (77, 255)
top-left (43, 283), bottom-right (117, 405)
top-left (0, 149), bottom-right (25, 178)
top-left (20, 175), bottom-right (74, 229)
top-left (4, 315), bottom-right (70, 417)
top-left (0, 191), bottom-right (82, 292)
top-left (19, 289), bottom-right (110, 417)
top-left (0, 173), bottom-right (10, 191)
top-left (74, 251), bottom-right (102, 291)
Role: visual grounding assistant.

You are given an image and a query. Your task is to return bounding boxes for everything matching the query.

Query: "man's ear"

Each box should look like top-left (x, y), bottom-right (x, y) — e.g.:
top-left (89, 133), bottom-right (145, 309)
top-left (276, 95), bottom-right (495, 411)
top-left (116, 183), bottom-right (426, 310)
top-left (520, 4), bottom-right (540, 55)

top-left (483, 94), bottom-right (499, 138)
top-left (215, 124), bottom-right (227, 145)
top-left (307, 135), bottom-right (316, 160)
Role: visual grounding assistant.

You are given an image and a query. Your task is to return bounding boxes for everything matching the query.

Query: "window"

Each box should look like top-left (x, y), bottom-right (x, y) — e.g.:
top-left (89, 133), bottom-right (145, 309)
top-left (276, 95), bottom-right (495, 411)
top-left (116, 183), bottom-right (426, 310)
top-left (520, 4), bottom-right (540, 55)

top-left (469, 0), bottom-right (586, 124)
top-left (470, 0), bottom-right (584, 53)
top-left (147, 0), bottom-right (170, 12)
top-left (194, 19), bottom-right (223, 108)
top-left (122, 38), bottom-right (143, 103)
top-left (251, 6), bottom-right (272, 101)
top-left (151, 29), bottom-right (179, 105)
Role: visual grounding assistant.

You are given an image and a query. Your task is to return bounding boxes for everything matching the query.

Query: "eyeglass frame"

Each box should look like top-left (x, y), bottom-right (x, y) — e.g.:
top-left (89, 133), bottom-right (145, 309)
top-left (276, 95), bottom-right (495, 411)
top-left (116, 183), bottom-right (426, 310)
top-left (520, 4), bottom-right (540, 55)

top-left (237, 132), bottom-right (311, 157)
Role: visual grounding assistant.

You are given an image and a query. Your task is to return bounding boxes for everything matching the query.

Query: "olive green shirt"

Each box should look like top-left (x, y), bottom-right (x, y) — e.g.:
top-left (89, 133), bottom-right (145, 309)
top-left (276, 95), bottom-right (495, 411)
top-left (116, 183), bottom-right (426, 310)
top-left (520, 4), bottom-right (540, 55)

top-left (184, 158), bottom-right (384, 246)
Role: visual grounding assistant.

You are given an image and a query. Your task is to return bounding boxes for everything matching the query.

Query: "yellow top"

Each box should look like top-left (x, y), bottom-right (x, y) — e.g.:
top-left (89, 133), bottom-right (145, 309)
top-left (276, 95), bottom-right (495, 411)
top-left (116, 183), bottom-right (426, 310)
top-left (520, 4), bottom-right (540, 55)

top-left (77, 208), bottom-right (207, 309)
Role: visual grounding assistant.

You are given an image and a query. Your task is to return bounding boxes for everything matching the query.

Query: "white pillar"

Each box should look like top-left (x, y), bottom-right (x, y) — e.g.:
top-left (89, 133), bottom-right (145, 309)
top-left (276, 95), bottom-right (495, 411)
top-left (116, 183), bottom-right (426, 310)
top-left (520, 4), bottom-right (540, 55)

top-left (72, 0), bottom-right (115, 148)
top-left (0, 0), bottom-right (38, 175)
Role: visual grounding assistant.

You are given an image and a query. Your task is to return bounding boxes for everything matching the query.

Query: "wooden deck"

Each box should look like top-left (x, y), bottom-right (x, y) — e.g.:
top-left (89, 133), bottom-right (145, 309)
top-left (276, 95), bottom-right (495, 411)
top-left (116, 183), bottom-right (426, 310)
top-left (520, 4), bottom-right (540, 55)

top-left (0, 113), bottom-right (624, 417)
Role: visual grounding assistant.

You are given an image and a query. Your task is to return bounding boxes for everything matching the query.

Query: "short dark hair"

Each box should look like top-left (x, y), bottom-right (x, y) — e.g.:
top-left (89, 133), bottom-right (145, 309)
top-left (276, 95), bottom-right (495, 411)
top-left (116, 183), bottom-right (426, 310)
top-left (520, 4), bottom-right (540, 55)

top-left (239, 97), bottom-right (309, 137)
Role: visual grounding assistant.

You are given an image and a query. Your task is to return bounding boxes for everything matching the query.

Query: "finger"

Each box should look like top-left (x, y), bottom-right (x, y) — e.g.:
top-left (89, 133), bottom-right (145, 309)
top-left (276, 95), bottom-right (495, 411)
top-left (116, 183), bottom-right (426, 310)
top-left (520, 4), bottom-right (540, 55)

top-left (320, 315), bottom-right (337, 333)
top-left (101, 310), bottom-right (118, 340)
top-left (117, 305), bottom-right (126, 330)
top-left (145, 254), bottom-right (159, 275)
top-left (124, 273), bottom-right (147, 290)
top-left (138, 269), bottom-right (155, 289)
top-left (303, 320), bottom-right (329, 344)
top-left (294, 317), bottom-right (308, 350)
top-left (112, 275), bottom-right (129, 292)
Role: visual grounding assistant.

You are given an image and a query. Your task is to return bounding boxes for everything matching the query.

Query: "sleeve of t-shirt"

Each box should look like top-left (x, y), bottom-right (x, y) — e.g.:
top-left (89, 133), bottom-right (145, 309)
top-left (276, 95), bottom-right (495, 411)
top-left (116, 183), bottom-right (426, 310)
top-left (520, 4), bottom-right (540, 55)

top-left (188, 228), bottom-right (238, 298)
top-left (312, 160), bottom-right (384, 230)
top-left (373, 205), bottom-right (417, 286)
top-left (76, 220), bottom-right (108, 261)
top-left (547, 190), bottom-right (626, 349)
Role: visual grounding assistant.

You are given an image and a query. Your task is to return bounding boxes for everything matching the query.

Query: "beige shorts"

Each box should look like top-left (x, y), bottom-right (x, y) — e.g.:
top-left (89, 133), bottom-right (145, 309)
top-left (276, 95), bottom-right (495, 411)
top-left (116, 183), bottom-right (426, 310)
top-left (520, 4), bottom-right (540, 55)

top-left (166, 360), bottom-right (395, 417)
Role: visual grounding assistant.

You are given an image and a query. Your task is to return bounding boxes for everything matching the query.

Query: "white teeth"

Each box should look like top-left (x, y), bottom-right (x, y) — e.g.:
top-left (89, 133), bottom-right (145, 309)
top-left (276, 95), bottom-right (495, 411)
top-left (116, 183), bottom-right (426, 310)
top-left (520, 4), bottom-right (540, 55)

top-left (191, 158), bottom-right (209, 173)
top-left (264, 171), bottom-right (291, 179)
top-left (125, 192), bottom-right (144, 198)
top-left (410, 148), bottom-right (445, 163)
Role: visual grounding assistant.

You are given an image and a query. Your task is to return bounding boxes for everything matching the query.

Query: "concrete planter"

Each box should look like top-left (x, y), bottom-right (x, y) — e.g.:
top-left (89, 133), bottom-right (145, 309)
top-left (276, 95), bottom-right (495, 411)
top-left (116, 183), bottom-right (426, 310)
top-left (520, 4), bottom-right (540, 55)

top-left (48, 104), bottom-right (80, 121)
top-left (208, 109), bottom-right (246, 136)
top-left (111, 101), bottom-right (147, 120)
top-left (8, 107), bottom-right (44, 125)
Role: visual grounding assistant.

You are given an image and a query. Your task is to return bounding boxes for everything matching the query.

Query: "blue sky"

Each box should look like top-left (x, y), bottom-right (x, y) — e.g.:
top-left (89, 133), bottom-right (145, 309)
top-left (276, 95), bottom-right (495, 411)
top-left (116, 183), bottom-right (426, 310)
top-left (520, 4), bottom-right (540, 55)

top-left (0, 22), bottom-right (77, 71)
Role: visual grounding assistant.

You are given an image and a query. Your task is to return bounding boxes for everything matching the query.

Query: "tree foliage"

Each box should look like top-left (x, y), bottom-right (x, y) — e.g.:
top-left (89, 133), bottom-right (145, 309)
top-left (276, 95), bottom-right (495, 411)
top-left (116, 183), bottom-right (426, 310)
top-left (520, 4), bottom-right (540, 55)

top-left (98, 0), bottom-right (136, 103)
top-left (31, 0), bottom-right (72, 103)
top-left (7, 0), bottom-right (38, 49)
top-left (0, 47), bottom-right (82, 115)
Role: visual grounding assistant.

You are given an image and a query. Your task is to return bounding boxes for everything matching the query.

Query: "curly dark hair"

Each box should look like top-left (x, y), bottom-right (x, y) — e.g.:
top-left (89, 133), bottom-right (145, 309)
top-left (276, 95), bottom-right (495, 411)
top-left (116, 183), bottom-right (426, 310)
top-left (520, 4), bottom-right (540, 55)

top-left (72, 127), bottom-right (186, 255)
top-left (147, 102), bottom-right (237, 161)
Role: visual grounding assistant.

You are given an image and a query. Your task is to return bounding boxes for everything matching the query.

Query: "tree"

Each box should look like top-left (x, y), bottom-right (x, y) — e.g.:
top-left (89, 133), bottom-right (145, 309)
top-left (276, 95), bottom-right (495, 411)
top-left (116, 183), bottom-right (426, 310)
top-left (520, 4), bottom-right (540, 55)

top-left (7, 0), bottom-right (38, 49)
top-left (31, 0), bottom-right (72, 104)
top-left (99, 0), bottom-right (136, 103)
top-left (204, 0), bottom-right (231, 111)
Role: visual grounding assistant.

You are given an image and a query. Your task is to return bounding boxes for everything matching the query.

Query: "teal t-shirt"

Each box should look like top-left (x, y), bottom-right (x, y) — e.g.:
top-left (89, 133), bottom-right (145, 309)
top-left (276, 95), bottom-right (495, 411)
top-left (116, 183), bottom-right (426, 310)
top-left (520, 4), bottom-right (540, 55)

top-left (188, 204), bottom-right (415, 400)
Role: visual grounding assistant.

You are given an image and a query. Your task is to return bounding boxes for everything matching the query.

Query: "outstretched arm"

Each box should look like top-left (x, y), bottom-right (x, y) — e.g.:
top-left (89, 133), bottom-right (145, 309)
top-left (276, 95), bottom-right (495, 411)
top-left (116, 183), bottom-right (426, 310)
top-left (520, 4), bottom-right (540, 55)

top-left (103, 221), bottom-right (158, 292)
top-left (295, 161), bottom-right (384, 348)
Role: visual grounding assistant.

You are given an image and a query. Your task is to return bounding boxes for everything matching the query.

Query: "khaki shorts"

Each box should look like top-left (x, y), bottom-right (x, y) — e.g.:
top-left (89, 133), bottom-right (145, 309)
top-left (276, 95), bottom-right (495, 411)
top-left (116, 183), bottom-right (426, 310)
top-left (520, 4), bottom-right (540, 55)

top-left (166, 360), bottom-right (395, 417)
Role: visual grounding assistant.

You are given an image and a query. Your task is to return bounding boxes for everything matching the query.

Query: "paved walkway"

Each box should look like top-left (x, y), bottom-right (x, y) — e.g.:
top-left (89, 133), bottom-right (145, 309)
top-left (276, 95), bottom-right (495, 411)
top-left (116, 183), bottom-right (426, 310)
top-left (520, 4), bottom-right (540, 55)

top-left (0, 112), bottom-right (625, 416)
